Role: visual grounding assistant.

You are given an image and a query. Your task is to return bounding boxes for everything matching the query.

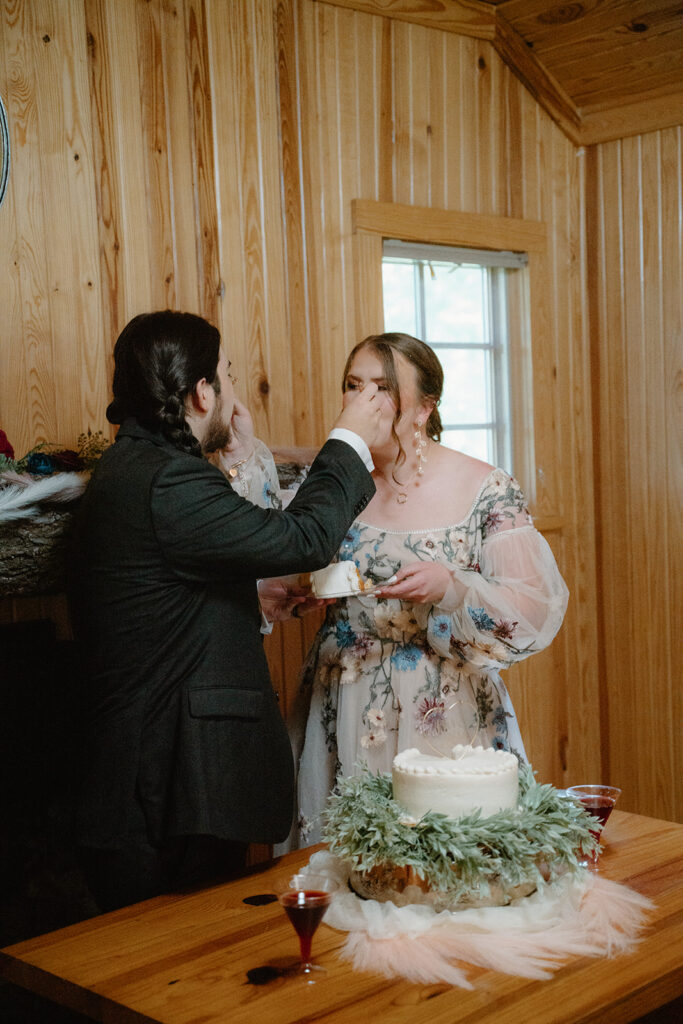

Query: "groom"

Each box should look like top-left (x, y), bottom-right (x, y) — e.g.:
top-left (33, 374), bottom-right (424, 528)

top-left (70, 310), bottom-right (382, 910)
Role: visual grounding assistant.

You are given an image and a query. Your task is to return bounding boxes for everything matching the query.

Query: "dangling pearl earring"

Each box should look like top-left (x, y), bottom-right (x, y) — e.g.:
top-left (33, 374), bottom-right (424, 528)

top-left (414, 420), bottom-right (427, 476)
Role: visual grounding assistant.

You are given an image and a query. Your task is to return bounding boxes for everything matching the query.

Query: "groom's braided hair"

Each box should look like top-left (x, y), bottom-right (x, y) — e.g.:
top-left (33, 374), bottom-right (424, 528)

top-left (106, 310), bottom-right (221, 457)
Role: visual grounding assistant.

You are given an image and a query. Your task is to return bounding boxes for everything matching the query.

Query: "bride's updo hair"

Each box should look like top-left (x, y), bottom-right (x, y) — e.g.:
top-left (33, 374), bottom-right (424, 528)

top-left (107, 310), bottom-right (221, 458)
top-left (342, 332), bottom-right (444, 467)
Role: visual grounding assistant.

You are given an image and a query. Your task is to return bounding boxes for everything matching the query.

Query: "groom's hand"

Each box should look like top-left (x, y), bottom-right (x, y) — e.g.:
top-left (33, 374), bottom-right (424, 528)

top-left (333, 382), bottom-right (382, 448)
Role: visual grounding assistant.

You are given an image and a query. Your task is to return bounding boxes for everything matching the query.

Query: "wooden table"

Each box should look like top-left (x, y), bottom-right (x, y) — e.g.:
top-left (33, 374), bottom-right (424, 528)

top-left (1, 810), bottom-right (681, 1024)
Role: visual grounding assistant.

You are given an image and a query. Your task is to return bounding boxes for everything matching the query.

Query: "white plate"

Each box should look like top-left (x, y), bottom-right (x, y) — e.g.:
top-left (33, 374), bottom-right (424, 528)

top-left (313, 587), bottom-right (379, 599)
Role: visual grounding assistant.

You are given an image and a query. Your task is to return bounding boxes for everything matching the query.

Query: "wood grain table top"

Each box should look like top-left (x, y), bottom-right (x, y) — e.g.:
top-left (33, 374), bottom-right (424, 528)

top-left (1, 810), bottom-right (681, 1024)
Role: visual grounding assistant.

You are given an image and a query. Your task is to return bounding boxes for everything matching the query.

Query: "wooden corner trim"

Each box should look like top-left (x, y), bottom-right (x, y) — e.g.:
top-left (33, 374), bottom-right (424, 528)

top-left (579, 92), bottom-right (683, 147)
top-left (492, 14), bottom-right (582, 144)
top-left (312, 0), bottom-right (496, 40)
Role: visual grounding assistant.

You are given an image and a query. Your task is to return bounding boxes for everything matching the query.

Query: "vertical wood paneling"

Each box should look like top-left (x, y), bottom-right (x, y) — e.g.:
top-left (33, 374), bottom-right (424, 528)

top-left (32, 1), bottom-right (102, 445)
top-left (587, 126), bottom-right (681, 821)
top-left (85, 0), bottom-right (152, 382)
top-left (2, 0), bottom-right (59, 446)
top-left (427, 31), bottom-right (445, 210)
top-left (160, 0), bottom-right (201, 314)
top-left (207, 0), bottom-right (292, 443)
top-left (457, 35), bottom-right (478, 212)
top-left (136, 0), bottom-right (175, 311)
top-left (377, 16), bottom-right (393, 203)
top-left (184, 0), bottom-right (218, 325)
top-left (276, 0), bottom-right (315, 445)
top-left (0, 0), bottom-right (37, 447)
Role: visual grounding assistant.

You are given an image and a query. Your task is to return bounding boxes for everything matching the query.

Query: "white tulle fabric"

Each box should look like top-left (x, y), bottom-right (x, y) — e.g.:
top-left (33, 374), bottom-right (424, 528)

top-left (302, 850), bottom-right (654, 989)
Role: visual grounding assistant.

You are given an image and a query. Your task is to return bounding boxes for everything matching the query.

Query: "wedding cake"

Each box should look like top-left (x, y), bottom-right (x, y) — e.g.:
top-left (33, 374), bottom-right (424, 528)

top-left (325, 747), bottom-right (594, 912)
top-left (392, 745), bottom-right (519, 821)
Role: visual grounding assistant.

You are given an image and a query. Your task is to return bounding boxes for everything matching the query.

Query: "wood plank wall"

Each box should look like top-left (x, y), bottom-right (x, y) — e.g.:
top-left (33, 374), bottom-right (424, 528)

top-left (586, 126), bottom-right (682, 823)
top-left (0, 0), bottom-right (293, 454)
top-left (0, 0), bottom-right (678, 819)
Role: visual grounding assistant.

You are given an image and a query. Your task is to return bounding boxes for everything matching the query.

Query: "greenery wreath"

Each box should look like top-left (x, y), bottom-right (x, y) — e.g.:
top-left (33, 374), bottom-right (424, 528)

top-left (323, 764), bottom-right (597, 903)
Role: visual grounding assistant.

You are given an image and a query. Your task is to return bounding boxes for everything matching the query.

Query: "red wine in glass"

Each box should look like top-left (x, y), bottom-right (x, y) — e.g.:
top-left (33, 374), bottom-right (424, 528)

top-left (278, 873), bottom-right (338, 981)
top-left (567, 785), bottom-right (621, 869)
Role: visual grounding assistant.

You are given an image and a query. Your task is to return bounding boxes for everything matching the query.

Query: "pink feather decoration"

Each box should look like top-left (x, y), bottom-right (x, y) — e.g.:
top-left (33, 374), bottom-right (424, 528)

top-left (335, 874), bottom-right (654, 987)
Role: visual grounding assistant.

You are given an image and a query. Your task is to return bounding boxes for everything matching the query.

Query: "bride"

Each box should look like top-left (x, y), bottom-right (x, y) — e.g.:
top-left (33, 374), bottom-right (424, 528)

top-left (290, 332), bottom-right (569, 848)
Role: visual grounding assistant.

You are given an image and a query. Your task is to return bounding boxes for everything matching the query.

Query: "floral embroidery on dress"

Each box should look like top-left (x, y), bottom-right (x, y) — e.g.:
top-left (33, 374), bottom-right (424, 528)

top-left (415, 696), bottom-right (448, 735)
top-left (295, 467), bottom-right (568, 847)
top-left (360, 709), bottom-right (387, 748)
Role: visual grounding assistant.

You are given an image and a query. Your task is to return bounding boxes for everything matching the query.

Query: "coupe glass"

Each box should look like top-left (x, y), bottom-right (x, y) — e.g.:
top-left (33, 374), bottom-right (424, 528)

top-left (567, 784), bottom-right (621, 869)
top-left (278, 872), bottom-right (338, 982)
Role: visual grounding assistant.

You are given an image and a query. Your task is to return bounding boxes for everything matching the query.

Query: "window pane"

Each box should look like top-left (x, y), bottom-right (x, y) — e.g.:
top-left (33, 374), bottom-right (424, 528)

top-left (440, 428), bottom-right (491, 463)
top-left (437, 348), bottom-right (490, 425)
top-left (424, 264), bottom-right (485, 344)
top-left (382, 262), bottom-right (417, 335)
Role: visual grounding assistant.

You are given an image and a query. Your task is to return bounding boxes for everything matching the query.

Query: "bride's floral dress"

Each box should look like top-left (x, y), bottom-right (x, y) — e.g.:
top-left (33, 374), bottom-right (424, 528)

top-left (294, 468), bottom-right (569, 847)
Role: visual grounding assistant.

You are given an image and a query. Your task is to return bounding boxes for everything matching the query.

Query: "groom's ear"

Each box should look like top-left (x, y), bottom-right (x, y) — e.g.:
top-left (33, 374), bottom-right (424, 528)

top-left (188, 378), bottom-right (213, 414)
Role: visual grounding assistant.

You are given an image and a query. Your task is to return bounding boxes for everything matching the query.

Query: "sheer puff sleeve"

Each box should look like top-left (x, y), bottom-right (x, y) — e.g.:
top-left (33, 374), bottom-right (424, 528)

top-left (426, 475), bottom-right (569, 672)
top-left (210, 438), bottom-right (282, 510)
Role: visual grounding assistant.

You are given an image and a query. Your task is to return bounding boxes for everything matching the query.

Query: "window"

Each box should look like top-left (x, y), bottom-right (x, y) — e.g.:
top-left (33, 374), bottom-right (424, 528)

top-left (382, 240), bottom-right (528, 473)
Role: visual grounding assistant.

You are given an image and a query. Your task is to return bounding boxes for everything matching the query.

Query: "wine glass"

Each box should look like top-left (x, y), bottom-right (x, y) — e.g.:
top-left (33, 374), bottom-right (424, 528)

top-left (567, 784), bottom-right (621, 870)
top-left (278, 872), bottom-right (338, 982)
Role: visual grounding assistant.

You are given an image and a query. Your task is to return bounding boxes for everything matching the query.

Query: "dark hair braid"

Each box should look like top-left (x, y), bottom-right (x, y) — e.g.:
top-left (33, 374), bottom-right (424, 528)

top-left (107, 310), bottom-right (221, 457)
top-left (159, 392), bottom-right (201, 457)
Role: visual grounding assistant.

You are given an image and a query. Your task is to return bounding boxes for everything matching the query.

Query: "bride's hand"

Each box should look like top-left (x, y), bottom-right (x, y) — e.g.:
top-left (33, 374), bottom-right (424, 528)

top-left (373, 562), bottom-right (452, 604)
top-left (222, 397), bottom-right (255, 461)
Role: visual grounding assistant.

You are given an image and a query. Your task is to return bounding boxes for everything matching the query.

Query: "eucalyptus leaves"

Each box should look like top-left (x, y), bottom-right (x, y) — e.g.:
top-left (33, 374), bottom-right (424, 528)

top-left (324, 764), bottom-right (597, 904)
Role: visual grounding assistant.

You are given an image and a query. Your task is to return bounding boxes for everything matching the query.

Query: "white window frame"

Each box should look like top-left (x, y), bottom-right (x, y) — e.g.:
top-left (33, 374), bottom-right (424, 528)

top-left (382, 239), bottom-right (529, 472)
top-left (351, 199), bottom-right (556, 522)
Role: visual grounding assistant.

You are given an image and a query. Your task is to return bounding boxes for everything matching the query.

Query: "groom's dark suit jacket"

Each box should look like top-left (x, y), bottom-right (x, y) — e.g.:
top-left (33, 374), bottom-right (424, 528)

top-left (70, 420), bottom-right (374, 849)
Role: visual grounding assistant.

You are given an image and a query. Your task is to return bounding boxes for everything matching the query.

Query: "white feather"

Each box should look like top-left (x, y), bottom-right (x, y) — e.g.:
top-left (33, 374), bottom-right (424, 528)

top-left (0, 472), bottom-right (89, 523)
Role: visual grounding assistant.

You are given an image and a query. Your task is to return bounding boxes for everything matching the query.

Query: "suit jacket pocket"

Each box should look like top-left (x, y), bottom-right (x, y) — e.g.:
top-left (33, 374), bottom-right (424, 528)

top-left (188, 687), bottom-right (264, 720)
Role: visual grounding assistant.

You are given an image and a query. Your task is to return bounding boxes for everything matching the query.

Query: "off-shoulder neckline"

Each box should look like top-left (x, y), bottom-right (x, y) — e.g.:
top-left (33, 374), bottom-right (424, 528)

top-left (356, 467), bottom-right (505, 534)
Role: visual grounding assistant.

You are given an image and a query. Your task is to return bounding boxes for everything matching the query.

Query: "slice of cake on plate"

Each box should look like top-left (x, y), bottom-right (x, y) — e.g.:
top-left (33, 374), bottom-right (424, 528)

top-left (304, 561), bottom-right (370, 597)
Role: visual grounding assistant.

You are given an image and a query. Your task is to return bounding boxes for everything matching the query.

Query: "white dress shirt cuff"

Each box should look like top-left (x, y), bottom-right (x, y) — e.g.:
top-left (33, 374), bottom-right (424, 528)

top-left (327, 428), bottom-right (374, 471)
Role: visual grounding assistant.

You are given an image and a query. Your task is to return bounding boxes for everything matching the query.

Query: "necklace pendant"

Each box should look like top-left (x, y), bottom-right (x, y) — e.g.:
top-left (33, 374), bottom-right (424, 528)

top-left (396, 492), bottom-right (408, 504)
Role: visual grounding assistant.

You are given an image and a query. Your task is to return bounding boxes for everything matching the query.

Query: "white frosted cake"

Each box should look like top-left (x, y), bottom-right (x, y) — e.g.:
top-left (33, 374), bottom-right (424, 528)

top-left (392, 745), bottom-right (519, 820)
top-left (306, 561), bottom-right (369, 597)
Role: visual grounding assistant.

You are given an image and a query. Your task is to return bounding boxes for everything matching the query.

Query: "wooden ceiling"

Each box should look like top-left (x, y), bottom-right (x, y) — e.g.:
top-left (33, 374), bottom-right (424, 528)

top-left (487, 0), bottom-right (683, 143)
top-left (321, 1), bottom-right (683, 145)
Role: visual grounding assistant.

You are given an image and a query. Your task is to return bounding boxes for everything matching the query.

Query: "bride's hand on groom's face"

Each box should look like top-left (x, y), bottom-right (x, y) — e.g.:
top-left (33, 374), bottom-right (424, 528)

top-left (333, 381), bottom-right (383, 448)
top-left (222, 397), bottom-right (255, 460)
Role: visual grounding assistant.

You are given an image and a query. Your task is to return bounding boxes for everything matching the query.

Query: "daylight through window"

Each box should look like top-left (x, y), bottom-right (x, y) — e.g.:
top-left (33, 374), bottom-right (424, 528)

top-left (382, 240), bottom-right (528, 473)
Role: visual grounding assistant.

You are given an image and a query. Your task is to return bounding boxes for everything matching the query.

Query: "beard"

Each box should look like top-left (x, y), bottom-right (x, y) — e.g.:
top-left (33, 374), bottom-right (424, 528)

top-left (201, 396), bottom-right (233, 454)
